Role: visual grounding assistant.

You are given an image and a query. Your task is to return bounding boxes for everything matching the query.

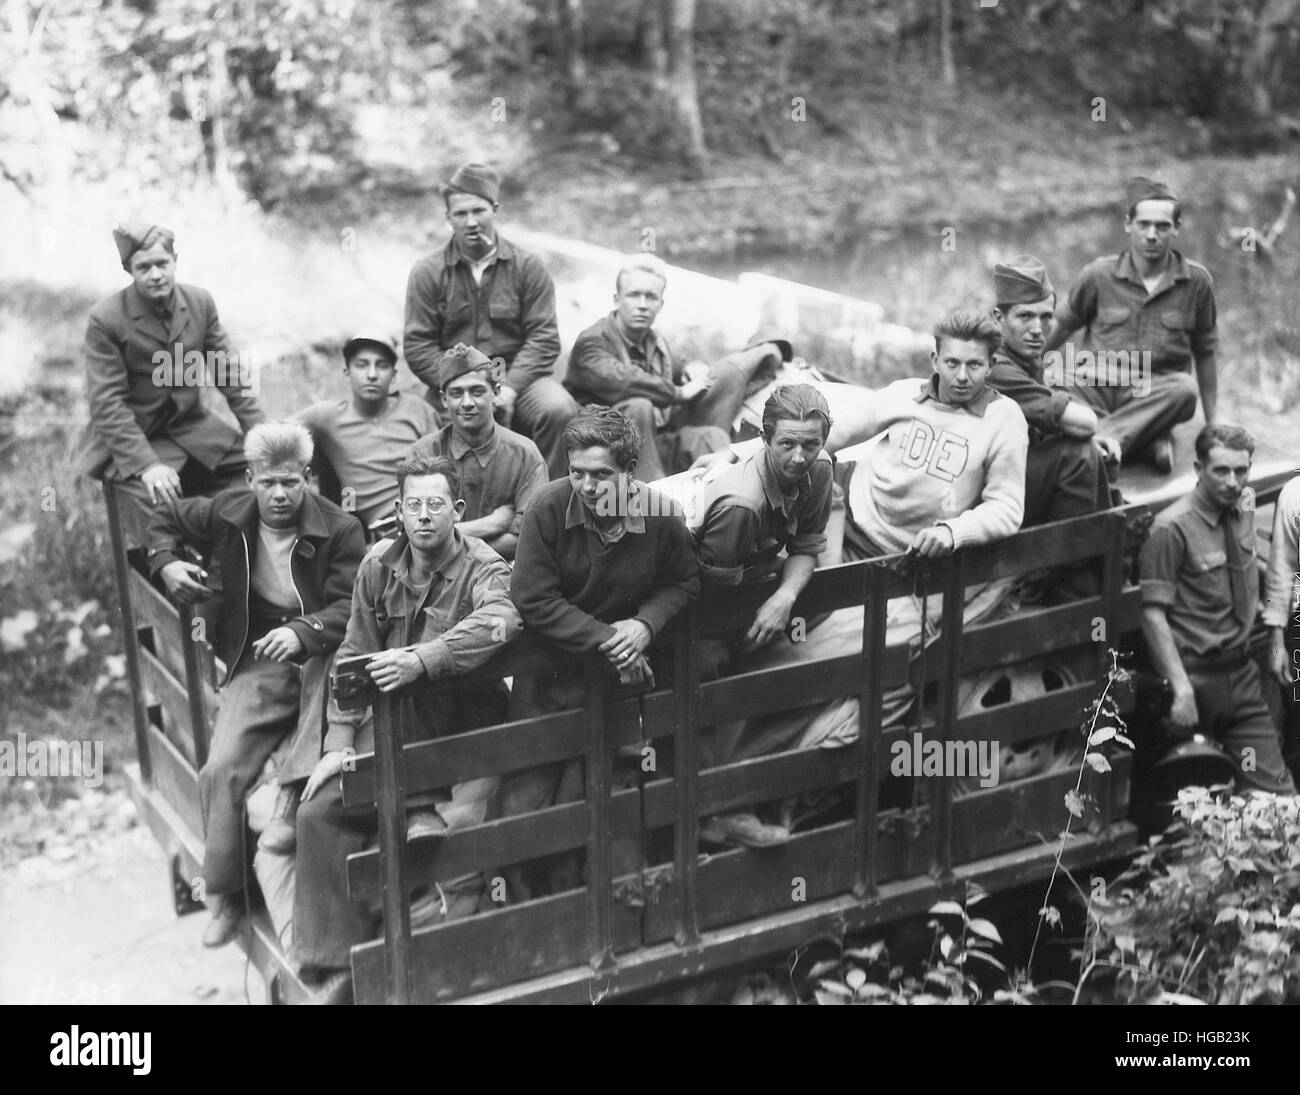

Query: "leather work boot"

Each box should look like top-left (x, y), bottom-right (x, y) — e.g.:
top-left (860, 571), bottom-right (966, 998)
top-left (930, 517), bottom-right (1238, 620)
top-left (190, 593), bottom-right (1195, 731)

top-left (258, 784), bottom-right (300, 854)
top-left (1150, 434), bottom-right (1174, 475)
top-left (700, 811), bottom-right (791, 849)
top-left (201, 893), bottom-right (242, 948)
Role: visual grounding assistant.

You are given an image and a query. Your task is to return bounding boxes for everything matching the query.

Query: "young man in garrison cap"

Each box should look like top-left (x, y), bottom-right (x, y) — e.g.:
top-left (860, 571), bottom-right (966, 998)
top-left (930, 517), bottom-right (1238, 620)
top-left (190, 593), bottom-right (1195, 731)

top-left (407, 344), bottom-right (547, 562)
top-left (1044, 176), bottom-right (1215, 474)
top-left (292, 332), bottom-right (438, 540)
top-left (77, 223), bottom-right (266, 508)
top-left (564, 251), bottom-right (797, 482)
top-left (989, 255), bottom-right (1118, 529)
top-left (404, 163), bottom-right (579, 479)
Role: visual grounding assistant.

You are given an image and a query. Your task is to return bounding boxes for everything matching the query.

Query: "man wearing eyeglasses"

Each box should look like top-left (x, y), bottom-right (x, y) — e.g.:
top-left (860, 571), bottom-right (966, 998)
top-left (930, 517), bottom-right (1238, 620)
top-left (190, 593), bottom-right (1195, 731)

top-left (291, 453), bottom-right (523, 1001)
top-left (147, 421), bottom-right (365, 951)
top-left (407, 343), bottom-right (548, 561)
top-left (1043, 176), bottom-right (1214, 474)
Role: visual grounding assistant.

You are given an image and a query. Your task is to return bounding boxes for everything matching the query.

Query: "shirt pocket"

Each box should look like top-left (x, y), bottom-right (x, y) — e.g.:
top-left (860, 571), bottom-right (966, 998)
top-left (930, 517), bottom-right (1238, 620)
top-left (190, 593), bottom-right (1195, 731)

top-left (1095, 306), bottom-right (1130, 338)
top-left (488, 299), bottom-right (522, 341)
top-left (442, 300), bottom-right (472, 334)
top-left (1155, 309), bottom-right (1193, 354)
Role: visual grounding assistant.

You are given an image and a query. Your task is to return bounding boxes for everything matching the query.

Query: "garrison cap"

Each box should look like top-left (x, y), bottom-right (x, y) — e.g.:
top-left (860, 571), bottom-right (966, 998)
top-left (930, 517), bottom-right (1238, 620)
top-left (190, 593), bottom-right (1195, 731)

top-left (1124, 175), bottom-right (1178, 209)
top-left (113, 222), bottom-right (174, 271)
top-left (445, 163), bottom-right (501, 205)
top-left (437, 343), bottom-right (498, 390)
top-left (343, 332), bottom-right (398, 365)
top-left (992, 255), bottom-right (1055, 306)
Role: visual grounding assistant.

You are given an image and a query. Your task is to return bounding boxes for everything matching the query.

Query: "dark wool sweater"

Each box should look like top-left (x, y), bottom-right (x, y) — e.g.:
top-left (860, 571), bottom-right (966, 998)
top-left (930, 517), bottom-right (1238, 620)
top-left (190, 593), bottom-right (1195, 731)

top-left (510, 478), bottom-right (700, 653)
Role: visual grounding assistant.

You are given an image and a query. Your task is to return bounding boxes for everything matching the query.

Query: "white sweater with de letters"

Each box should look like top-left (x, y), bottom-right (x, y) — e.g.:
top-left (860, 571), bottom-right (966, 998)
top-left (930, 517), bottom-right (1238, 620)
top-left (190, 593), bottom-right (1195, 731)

top-left (837, 378), bottom-right (1029, 555)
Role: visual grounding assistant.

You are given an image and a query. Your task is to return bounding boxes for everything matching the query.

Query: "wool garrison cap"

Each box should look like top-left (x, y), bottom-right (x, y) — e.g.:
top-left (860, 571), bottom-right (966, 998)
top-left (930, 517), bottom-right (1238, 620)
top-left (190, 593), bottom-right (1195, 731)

top-left (992, 255), bottom-right (1055, 305)
top-left (445, 163), bottom-right (501, 204)
top-left (113, 222), bottom-right (174, 270)
top-left (1124, 175), bottom-right (1178, 208)
top-left (437, 343), bottom-right (497, 390)
top-left (343, 332), bottom-right (398, 364)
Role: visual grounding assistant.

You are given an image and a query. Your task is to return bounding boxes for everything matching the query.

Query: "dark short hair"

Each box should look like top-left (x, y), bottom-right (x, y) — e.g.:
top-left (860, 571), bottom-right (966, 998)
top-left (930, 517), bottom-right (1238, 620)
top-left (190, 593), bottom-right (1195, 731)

top-left (760, 383), bottom-right (833, 444)
top-left (395, 454), bottom-right (462, 501)
top-left (1126, 198), bottom-right (1182, 227)
top-left (933, 308), bottom-right (1001, 361)
top-left (561, 406), bottom-right (641, 470)
top-left (1194, 424), bottom-right (1254, 464)
top-left (440, 185), bottom-right (498, 210)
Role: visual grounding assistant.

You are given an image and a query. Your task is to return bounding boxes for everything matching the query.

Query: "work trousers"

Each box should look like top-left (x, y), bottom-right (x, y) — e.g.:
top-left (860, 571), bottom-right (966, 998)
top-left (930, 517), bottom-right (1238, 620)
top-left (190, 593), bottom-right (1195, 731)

top-left (1071, 369), bottom-right (1198, 460)
top-left (1186, 659), bottom-right (1296, 794)
top-left (107, 448), bottom-right (249, 517)
top-left (512, 376), bottom-right (580, 481)
top-left (198, 653), bottom-right (302, 896)
top-left (292, 765), bottom-right (497, 971)
top-left (1023, 435), bottom-right (1110, 527)
top-left (612, 353), bottom-right (750, 482)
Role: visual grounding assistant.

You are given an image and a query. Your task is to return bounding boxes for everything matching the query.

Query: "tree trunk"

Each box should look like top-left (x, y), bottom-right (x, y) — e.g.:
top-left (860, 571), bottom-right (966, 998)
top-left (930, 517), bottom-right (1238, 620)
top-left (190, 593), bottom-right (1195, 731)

top-left (663, 0), bottom-right (708, 178)
top-left (205, 34), bottom-right (241, 202)
top-left (938, 0), bottom-right (956, 87)
top-left (555, 0), bottom-right (589, 111)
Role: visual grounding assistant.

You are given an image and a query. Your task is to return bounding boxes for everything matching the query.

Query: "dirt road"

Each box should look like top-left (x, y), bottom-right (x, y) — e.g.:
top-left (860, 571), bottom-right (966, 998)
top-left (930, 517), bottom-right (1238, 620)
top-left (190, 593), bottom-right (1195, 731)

top-left (0, 788), bottom-right (261, 1006)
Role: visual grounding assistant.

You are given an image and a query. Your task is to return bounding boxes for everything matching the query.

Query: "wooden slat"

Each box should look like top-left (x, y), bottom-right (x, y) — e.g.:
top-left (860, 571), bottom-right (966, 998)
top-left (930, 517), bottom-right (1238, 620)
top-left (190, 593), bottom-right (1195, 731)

top-left (346, 784), bottom-right (647, 907)
top-left (350, 877), bottom-right (645, 1004)
top-left (128, 570), bottom-right (191, 680)
top-left (697, 645), bottom-right (910, 725)
top-left (139, 648), bottom-right (199, 766)
top-left (144, 724), bottom-right (203, 838)
top-left (465, 823), bottom-right (1138, 1004)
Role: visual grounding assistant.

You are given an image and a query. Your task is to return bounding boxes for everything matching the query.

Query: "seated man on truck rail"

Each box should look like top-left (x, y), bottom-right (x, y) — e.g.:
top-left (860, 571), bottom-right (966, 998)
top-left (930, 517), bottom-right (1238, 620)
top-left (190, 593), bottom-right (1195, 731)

top-left (502, 406), bottom-right (700, 896)
top-left (292, 332), bottom-right (438, 539)
top-left (1140, 424), bottom-right (1296, 795)
top-left (77, 222), bottom-right (266, 510)
top-left (689, 383), bottom-right (835, 849)
top-left (564, 252), bottom-right (798, 482)
top-left (407, 344), bottom-right (548, 562)
top-left (292, 454), bottom-right (523, 1004)
top-left (148, 421), bottom-right (365, 949)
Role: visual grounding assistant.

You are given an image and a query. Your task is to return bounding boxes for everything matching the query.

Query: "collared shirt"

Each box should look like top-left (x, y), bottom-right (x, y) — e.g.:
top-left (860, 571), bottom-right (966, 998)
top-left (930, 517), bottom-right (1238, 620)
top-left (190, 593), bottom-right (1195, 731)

top-left (403, 233), bottom-right (561, 395)
top-left (988, 345), bottom-right (1073, 445)
top-left (407, 421), bottom-right (548, 540)
top-left (694, 446), bottom-right (834, 587)
top-left (564, 479), bottom-right (648, 544)
top-left (324, 530), bottom-right (522, 752)
top-left (565, 312), bottom-right (680, 410)
top-left (510, 478), bottom-right (700, 653)
top-left (1140, 486), bottom-right (1257, 658)
top-left (468, 243), bottom-right (498, 285)
top-left (1055, 248), bottom-right (1217, 373)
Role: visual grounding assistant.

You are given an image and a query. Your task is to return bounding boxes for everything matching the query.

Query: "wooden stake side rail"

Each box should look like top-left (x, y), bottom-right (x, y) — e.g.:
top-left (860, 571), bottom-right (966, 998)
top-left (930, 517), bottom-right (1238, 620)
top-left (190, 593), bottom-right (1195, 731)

top-left (338, 507), bottom-right (1144, 1004)
top-left (101, 470), bottom-right (1297, 1005)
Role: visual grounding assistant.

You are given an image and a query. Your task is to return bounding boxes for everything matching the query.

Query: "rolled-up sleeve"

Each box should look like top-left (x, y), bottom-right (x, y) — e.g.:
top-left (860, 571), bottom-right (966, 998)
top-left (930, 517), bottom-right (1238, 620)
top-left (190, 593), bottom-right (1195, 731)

top-left (1139, 523), bottom-right (1183, 608)
top-left (694, 503), bottom-right (758, 588)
